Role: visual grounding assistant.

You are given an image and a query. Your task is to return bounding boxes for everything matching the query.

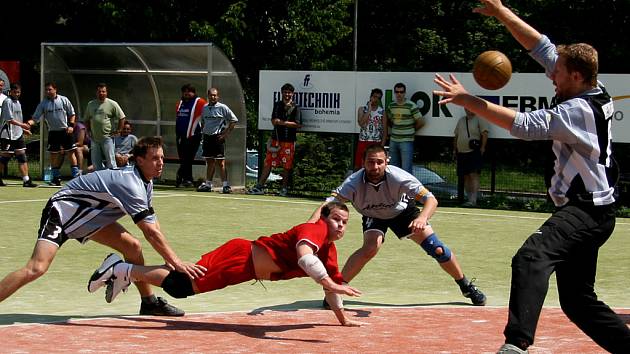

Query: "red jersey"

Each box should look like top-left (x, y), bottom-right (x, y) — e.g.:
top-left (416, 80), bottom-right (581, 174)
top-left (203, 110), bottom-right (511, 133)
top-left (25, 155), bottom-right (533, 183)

top-left (253, 219), bottom-right (344, 284)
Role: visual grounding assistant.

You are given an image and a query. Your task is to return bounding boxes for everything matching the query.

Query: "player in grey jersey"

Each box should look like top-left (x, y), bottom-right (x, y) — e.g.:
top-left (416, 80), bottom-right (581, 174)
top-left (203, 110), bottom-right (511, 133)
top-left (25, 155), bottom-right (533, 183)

top-left (315, 144), bottom-right (486, 307)
top-left (434, 1), bottom-right (630, 352)
top-left (0, 136), bottom-right (206, 316)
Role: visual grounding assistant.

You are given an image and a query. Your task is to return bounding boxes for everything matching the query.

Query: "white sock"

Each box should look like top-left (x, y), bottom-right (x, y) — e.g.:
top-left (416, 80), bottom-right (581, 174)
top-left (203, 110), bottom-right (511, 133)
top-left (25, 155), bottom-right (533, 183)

top-left (114, 263), bottom-right (135, 282)
top-left (206, 180), bottom-right (213, 186)
top-left (23, 176), bottom-right (30, 182)
top-left (222, 181), bottom-right (229, 187)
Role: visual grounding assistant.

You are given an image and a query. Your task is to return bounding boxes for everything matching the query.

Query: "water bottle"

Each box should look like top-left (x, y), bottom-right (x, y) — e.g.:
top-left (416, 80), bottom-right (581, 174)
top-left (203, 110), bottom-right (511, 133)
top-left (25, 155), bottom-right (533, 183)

top-left (43, 166), bottom-right (52, 183)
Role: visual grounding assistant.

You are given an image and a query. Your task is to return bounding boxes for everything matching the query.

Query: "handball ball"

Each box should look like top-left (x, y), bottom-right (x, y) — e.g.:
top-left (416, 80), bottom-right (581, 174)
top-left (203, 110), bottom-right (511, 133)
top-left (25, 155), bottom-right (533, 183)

top-left (473, 50), bottom-right (512, 90)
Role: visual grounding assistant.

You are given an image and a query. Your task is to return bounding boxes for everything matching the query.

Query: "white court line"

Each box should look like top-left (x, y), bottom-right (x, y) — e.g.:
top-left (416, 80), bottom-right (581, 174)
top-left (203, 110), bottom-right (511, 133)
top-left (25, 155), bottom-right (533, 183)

top-left (2, 192), bottom-right (630, 225)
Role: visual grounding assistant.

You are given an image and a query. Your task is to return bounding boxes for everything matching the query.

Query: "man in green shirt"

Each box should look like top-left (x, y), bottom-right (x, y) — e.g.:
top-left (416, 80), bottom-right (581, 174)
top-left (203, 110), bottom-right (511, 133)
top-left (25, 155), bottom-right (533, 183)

top-left (384, 82), bottom-right (424, 173)
top-left (84, 83), bottom-right (126, 170)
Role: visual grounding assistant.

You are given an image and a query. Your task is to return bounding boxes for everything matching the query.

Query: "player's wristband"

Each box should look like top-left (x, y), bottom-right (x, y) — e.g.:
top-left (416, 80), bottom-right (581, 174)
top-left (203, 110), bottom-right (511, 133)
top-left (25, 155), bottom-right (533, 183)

top-left (297, 254), bottom-right (328, 282)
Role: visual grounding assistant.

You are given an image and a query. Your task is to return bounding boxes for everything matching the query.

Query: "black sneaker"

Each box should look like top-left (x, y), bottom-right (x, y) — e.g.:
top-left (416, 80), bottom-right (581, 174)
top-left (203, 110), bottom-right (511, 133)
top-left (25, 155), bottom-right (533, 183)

top-left (222, 185), bottom-right (232, 194)
top-left (0, 179), bottom-right (5, 186)
top-left (48, 177), bottom-right (62, 186)
top-left (139, 297), bottom-right (185, 316)
top-left (23, 180), bottom-right (38, 188)
top-left (462, 279), bottom-right (486, 306)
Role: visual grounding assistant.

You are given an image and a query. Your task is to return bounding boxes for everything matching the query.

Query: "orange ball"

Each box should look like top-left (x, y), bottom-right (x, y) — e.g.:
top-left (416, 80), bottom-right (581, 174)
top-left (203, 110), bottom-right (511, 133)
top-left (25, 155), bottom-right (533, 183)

top-left (473, 50), bottom-right (512, 90)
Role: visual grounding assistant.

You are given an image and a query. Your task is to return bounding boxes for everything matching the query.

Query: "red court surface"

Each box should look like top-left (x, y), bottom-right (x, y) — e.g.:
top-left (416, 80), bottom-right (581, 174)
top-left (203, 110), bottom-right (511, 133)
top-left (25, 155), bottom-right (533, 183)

top-left (2, 307), bottom-right (627, 353)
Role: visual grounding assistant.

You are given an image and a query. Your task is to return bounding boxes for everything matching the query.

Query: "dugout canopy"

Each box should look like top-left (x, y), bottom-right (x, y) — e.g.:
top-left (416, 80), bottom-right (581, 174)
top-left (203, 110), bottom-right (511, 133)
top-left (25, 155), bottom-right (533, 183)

top-left (40, 42), bottom-right (246, 186)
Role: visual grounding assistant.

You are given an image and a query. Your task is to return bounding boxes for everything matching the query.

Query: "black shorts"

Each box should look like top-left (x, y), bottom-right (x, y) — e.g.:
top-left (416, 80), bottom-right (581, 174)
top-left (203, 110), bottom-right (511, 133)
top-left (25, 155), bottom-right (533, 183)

top-left (457, 150), bottom-right (482, 176)
top-left (0, 136), bottom-right (26, 152)
top-left (37, 200), bottom-right (88, 247)
top-left (47, 130), bottom-right (76, 152)
top-left (361, 203), bottom-right (422, 240)
top-left (202, 134), bottom-right (225, 159)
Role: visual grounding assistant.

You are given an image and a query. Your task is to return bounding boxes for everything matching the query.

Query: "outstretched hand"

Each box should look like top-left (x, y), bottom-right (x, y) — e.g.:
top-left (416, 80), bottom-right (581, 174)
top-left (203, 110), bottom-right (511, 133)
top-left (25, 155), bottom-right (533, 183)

top-left (433, 73), bottom-right (469, 106)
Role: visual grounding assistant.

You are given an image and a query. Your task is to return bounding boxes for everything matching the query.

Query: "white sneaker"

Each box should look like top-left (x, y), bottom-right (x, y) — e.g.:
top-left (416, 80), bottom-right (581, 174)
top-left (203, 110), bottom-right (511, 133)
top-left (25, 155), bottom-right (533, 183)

top-left (497, 343), bottom-right (528, 354)
top-left (87, 253), bottom-right (123, 293)
top-left (105, 263), bottom-right (132, 303)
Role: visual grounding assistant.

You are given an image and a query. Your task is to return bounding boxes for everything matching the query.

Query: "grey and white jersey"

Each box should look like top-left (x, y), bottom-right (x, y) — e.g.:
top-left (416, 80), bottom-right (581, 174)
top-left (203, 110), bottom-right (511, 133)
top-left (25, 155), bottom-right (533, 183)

top-left (200, 102), bottom-right (238, 136)
top-left (32, 94), bottom-right (75, 131)
top-left (331, 165), bottom-right (434, 220)
top-left (1, 96), bottom-right (23, 140)
top-left (50, 165), bottom-right (156, 239)
top-left (511, 35), bottom-right (615, 207)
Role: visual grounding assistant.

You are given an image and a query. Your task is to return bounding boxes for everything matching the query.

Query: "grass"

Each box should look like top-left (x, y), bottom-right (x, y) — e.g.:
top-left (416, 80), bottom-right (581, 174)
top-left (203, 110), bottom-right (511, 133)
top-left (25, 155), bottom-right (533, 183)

top-left (1, 182), bottom-right (629, 323)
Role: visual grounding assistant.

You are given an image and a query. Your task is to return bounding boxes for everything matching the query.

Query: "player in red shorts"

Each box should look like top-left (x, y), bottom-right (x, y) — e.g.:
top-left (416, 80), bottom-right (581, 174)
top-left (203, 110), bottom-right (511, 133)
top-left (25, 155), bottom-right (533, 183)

top-left (88, 201), bottom-right (363, 326)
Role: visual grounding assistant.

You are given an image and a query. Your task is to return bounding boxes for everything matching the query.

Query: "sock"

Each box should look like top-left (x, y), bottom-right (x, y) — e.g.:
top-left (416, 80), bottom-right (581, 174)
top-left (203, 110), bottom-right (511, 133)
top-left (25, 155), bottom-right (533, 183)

top-left (23, 176), bottom-right (30, 182)
top-left (71, 165), bottom-right (80, 177)
top-left (222, 181), bottom-right (229, 187)
top-left (52, 168), bottom-right (61, 178)
top-left (455, 275), bottom-right (470, 291)
top-left (142, 294), bottom-right (158, 305)
top-left (114, 262), bottom-right (134, 282)
top-left (206, 180), bottom-right (213, 186)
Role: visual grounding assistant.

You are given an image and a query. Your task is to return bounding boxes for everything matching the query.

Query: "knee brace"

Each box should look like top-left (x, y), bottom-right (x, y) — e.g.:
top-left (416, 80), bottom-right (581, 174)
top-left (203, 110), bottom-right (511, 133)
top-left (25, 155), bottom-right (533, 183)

top-left (420, 234), bottom-right (452, 263)
top-left (161, 271), bottom-right (195, 298)
top-left (16, 153), bottom-right (27, 164)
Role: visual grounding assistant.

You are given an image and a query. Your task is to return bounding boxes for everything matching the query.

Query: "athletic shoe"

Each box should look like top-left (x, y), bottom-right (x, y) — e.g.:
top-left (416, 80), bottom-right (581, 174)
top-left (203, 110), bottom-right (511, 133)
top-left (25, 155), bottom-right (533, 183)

top-left (139, 297), bottom-right (185, 316)
top-left (105, 263), bottom-right (132, 303)
top-left (462, 279), bottom-right (486, 306)
top-left (87, 253), bottom-right (123, 293)
top-left (247, 186), bottom-right (264, 195)
top-left (222, 185), bottom-right (232, 194)
top-left (497, 343), bottom-right (528, 354)
top-left (181, 180), bottom-right (194, 188)
top-left (197, 182), bottom-right (213, 192)
top-left (23, 180), bottom-right (38, 188)
top-left (278, 187), bottom-right (288, 197)
top-left (0, 179), bottom-right (5, 186)
top-left (48, 177), bottom-right (62, 186)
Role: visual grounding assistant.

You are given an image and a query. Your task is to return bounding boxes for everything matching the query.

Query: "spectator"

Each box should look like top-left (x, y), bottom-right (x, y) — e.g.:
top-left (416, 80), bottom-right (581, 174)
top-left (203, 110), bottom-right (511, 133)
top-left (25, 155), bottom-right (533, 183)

top-left (248, 83), bottom-right (302, 196)
top-left (0, 83), bottom-right (37, 187)
top-left (0, 79), bottom-right (7, 116)
top-left (28, 82), bottom-right (79, 185)
top-left (453, 108), bottom-right (489, 206)
top-left (114, 121), bottom-right (138, 167)
top-left (84, 83), bottom-right (126, 170)
top-left (196, 87), bottom-right (238, 194)
top-left (354, 88), bottom-right (384, 171)
top-left (175, 84), bottom-right (206, 188)
top-left (73, 120), bottom-right (92, 173)
top-left (384, 82), bottom-right (424, 173)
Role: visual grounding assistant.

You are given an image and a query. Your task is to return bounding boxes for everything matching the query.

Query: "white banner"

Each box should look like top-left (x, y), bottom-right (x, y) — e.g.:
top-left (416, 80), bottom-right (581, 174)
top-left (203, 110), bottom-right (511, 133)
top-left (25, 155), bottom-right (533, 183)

top-left (259, 71), bottom-right (630, 142)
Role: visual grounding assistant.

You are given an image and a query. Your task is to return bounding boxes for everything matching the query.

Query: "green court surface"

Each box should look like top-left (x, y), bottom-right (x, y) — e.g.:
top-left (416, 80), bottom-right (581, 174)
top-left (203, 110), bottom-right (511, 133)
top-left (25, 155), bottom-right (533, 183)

top-left (1, 181), bottom-right (629, 325)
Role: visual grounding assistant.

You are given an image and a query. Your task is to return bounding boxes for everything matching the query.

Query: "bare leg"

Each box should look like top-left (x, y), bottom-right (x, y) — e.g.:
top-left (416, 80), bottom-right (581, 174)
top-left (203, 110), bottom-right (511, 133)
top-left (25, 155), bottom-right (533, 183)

top-left (0, 241), bottom-right (58, 302)
top-left (341, 231), bottom-right (383, 282)
top-left (257, 163), bottom-right (272, 186)
top-left (218, 159), bottom-right (227, 182)
top-left (205, 158), bottom-right (216, 182)
top-left (91, 223), bottom-right (153, 298)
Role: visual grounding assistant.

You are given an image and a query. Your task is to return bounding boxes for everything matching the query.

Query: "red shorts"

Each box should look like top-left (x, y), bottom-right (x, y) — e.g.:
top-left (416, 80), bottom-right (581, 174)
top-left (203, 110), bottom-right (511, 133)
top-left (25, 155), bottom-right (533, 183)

top-left (354, 140), bottom-right (382, 170)
top-left (193, 238), bottom-right (256, 293)
top-left (265, 140), bottom-right (295, 170)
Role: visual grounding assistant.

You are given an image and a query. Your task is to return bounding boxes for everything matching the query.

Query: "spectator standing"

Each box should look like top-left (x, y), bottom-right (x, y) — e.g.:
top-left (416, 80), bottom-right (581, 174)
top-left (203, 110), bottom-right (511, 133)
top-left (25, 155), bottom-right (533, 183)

top-left (453, 108), bottom-right (489, 206)
top-left (175, 84), bottom-right (206, 187)
top-left (114, 121), bottom-right (138, 167)
top-left (0, 83), bottom-right (37, 187)
top-left (73, 120), bottom-right (92, 173)
top-left (384, 82), bottom-right (424, 173)
top-left (84, 83), bottom-right (126, 170)
top-left (29, 82), bottom-right (79, 185)
top-left (354, 88), bottom-right (384, 171)
top-left (0, 79), bottom-right (7, 115)
top-left (248, 83), bottom-right (302, 196)
top-left (196, 87), bottom-right (238, 194)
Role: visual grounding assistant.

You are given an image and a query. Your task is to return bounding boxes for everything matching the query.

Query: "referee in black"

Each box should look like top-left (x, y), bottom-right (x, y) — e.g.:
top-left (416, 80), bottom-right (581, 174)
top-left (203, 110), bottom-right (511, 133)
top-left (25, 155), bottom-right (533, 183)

top-left (434, 1), bottom-right (630, 353)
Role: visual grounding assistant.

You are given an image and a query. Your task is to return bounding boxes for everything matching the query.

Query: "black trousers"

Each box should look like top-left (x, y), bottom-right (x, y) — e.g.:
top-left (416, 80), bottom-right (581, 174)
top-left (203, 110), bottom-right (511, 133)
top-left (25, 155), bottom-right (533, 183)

top-left (504, 203), bottom-right (630, 353)
top-left (176, 134), bottom-right (201, 183)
